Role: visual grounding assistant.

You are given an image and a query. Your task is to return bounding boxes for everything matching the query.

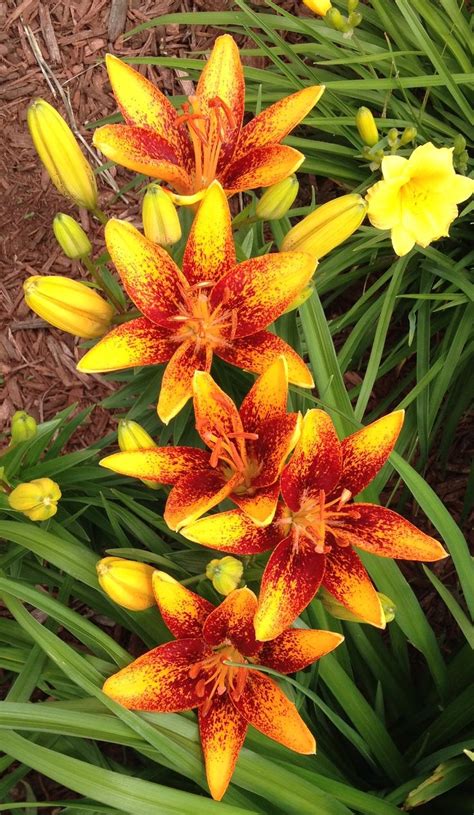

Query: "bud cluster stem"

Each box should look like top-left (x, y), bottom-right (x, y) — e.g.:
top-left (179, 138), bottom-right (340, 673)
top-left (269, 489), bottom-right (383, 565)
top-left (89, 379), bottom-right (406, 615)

top-left (82, 255), bottom-right (125, 314)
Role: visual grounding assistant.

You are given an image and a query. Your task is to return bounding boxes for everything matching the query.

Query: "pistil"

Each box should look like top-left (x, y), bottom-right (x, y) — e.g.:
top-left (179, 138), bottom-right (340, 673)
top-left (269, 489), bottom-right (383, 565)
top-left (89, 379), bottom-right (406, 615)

top-left (177, 94), bottom-right (236, 192)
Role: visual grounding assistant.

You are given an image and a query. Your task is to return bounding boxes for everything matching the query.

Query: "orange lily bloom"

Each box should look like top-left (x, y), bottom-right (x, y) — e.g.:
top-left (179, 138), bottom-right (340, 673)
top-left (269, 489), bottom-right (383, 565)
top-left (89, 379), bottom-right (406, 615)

top-left (103, 572), bottom-right (343, 801)
top-left (100, 357), bottom-right (301, 530)
top-left (182, 409), bottom-right (448, 640)
top-left (77, 182), bottom-right (314, 424)
top-left (93, 36), bottom-right (324, 202)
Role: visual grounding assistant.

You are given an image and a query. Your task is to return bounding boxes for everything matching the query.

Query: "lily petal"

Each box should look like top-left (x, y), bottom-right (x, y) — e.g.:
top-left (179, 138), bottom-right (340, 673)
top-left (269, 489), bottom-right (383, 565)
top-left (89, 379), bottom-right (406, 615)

top-left (254, 535), bottom-right (325, 641)
top-left (164, 469), bottom-right (241, 531)
top-left (211, 252), bottom-right (314, 339)
top-left (203, 587), bottom-right (260, 656)
top-left (239, 355), bottom-right (289, 433)
top-left (158, 342), bottom-right (211, 425)
top-left (223, 144), bottom-right (305, 195)
top-left (105, 219), bottom-right (182, 326)
top-left (337, 503), bottom-right (447, 561)
top-left (339, 410), bottom-right (404, 497)
top-left (182, 508), bottom-right (283, 554)
top-left (152, 571), bottom-right (214, 638)
top-left (182, 181), bottom-right (236, 286)
top-left (322, 543), bottom-right (384, 628)
top-left (281, 409), bottom-right (342, 511)
top-left (103, 54), bottom-right (190, 161)
top-left (192, 371), bottom-right (244, 449)
top-left (93, 125), bottom-right (191, 190)
top-left (234, 85), bottom-right (324, 159)
top-left (251, 414), bottom-right (302, 488)
top-left (196, 35), bottom-right (245, 169)
top-left (199, 694), bottom-right (248, 802)
top-left (100, 446), bottom-right (210, 484)
top-left (260, 628), bottom-right (344, 675)
top-left (216, 330), bottom-right (313, 388)
top-left (103, 638), bottom-right (209, 712)
top-left (233, 671), bottom-right (316, 754)
top-left (231, 481), bottom-right (280, 527)
top-left (77, 317), bottom-right (175, 373)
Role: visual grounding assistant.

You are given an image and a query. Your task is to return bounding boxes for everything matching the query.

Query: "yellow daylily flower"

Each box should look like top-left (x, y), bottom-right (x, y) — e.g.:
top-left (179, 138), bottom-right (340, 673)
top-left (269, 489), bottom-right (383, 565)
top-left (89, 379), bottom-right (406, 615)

top-left (366, 142), bottom-right (474, 256)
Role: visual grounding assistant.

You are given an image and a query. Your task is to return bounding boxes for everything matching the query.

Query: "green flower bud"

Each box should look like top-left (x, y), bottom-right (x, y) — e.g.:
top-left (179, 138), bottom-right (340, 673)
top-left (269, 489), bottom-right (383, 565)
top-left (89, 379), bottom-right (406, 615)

top-left (387, 128), bottom-right (400, 149)
top-left (256, 175), bottom-right (299, 220)
top-left (10, 411), bottom-right (37, 445)
top-left (453, 134), bottom-right (466, 155)
top-left (206, 556), bottom-right (244, 596)
top-left (325, 7), bottom-right (346, 31)
top-left (399, 127), bottom-right (417, 146)
top-left (53, 213), bottom-right (92, 259)
top-left (348, 10), bottom-right (362, 26)
top-left (142, 184), bottom-right (182, 247)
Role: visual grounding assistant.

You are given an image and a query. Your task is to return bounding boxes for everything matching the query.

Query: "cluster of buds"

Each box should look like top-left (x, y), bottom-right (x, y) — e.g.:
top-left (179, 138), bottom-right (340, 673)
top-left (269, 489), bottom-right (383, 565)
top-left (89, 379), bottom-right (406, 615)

top-left (8, 477), bottom-right (61, 521)
top-left (357, 106), bottom-right (417, 169)
top-left (453, 134), bottom-right (468, 174)
top-left (304, 0), bottom-right (362, 38)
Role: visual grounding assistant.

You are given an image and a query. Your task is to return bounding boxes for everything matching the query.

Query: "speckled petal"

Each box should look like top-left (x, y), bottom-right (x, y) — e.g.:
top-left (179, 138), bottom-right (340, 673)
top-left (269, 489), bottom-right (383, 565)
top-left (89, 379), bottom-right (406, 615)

top-left (77, 317), bottom-right (175, 373)
top-left (216, 330), bottom-right (313, 388)
top-left (152, 571), bottom-right (214, 638)
top-left (338, 411), bottom-right (404, 497)
top-left (99, 446), bottom-right (210, 484)
top-left (164, 469), bottom-right (241, 531)
top-left (232, 671), bottom-right (316, 754)
top-left (199, 693), bottom-right (248, 802)
top-left (239, 355), bottom-right (289, 433)
top-left (254, 534), bottom-right (326, 641)
top-left (158, 342), bottom-right (211, 425)
top-left (182, 507), bottom-right (284, 554)
top-left (182, 182), bottom-right (236, 286)
top-left (322, 544), bottom-right (384, 628)
top-left (223, 144), bottom-right (305, 195)
top-left (203, 587), bottom-right (260, 656)
top-left (231, 481), bottom-right (281, 527)
top-left (260, 628), bottom-right (343, 674)
top-left (102, 638), bottom-right (210, 712)
top-left (211, 252), bottom-right (314, 339)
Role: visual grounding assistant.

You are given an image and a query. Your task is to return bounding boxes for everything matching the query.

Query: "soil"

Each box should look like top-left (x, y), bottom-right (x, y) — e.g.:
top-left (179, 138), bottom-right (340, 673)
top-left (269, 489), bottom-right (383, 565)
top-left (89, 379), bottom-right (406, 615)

top-left (0, 1), bottom-right (472, 810)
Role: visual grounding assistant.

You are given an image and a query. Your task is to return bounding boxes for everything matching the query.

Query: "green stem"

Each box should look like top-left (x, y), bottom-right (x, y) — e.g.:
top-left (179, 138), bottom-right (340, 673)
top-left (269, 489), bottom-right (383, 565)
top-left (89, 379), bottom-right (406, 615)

top-left (91, 207), bottom-right (108, 226)
top-left (181, 573), bottom-right (206, 586)
top-left (82, 256), bottom-right (125, 314)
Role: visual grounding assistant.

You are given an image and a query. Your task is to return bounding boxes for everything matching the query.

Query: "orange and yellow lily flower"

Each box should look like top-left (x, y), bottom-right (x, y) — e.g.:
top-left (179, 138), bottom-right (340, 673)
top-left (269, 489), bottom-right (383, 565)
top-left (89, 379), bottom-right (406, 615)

top-left (182, 409), bottom-right (448, 640)
top-left (77, 182), bottom-right (314, 423)
top-left (103, 571), bottom-right (343, 801)
top-left (93, 35), bottom-right (324, 202)
top-left (100, 356), bottom-right (301, 530)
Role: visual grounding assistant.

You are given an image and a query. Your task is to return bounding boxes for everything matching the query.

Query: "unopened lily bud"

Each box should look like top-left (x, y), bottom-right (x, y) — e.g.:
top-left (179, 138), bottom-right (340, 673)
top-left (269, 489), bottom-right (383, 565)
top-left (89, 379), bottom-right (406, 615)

top-left (10, 411), bottom-right (37, 445)
top-left (24, 275), bottom-right (114, 339)
top-left (206, 556), bottom-right (243, 596)
top-left (97, 557), bottom-right (155, 611)
top-left (325, 7), bottom-right (346, 30)
top-left (387, 128), bottom-right (399, 149)
top-left (348, 10), bottom-right (362, 27)
top-left (347, 0), bottom-right (359, 11)
top-left (284, 283), bottom-right (314, 313)
top-left (256, 175), bottom-right (299, 221)
top-left (453, 134), bottom-right (466, 155)
top-left (319, 587), bottom-right (395, 625)
top-left (53, 213), bottom-right (92, 259)
top-left (118, 420), bottom-right (160, 490)
top-left (8, 477), bottom-right (61, 521)
top-left (356, 107), bottom-right (379, 147)
top-left (303, 0), bottom-right (332, 16)
top-left (399, 127), bottom-right (417, 146)
top-left (282, 194), bottom-right (367, 260)
top-left (142, 184), bottom-right (182, 247)
top-left (27, 99), bottom-right (98, 211)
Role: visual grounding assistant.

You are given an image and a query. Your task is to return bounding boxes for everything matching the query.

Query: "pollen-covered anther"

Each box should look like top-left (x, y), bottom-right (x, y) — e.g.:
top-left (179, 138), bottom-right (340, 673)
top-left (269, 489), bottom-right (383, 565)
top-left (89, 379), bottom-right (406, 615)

top-left (188, 645), bottom-right (248, 715)
top-left (177, 93), bottom-right (236, 192)
top-left (289, 488), bottom-right (356, 553)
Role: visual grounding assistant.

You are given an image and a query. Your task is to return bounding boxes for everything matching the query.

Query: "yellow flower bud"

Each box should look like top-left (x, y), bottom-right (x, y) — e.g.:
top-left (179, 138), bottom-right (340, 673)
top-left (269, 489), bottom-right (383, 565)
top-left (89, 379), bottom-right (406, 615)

top-left (319, 587), bottom-right (395, 625)
top-left (96, 557), bottom-right (156, 610)
top-left (281, 194), bottom-right (367, 260)
top-left (399, 127), bottom-right (417, 147)
top-left (387, 128), bottom-right (399, 149)
top-left (355, 107), bottom-right (379, 147)
top-left (118, 420), bottom-right (160, 490)
top-left (8, 478), bottom-right (61, 521)
top-left (303, 0), bottom-right (332, 15)
top-left (53, 213), bottom-right (92, 260)
top-left (24, 275), bottom-right (114, 339)
top-left (325, 7), bottom-right (346, 30)
top-left (10, 411), bottom-right (37, 445)
top-left (27, 99), bottom-right (98, 211)
top-left (142, 184), bottom-right (182, 247)
top-left (206, 556), bottom-right (244, 596)
top-left (255, 175), bottom-right (299, 221)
